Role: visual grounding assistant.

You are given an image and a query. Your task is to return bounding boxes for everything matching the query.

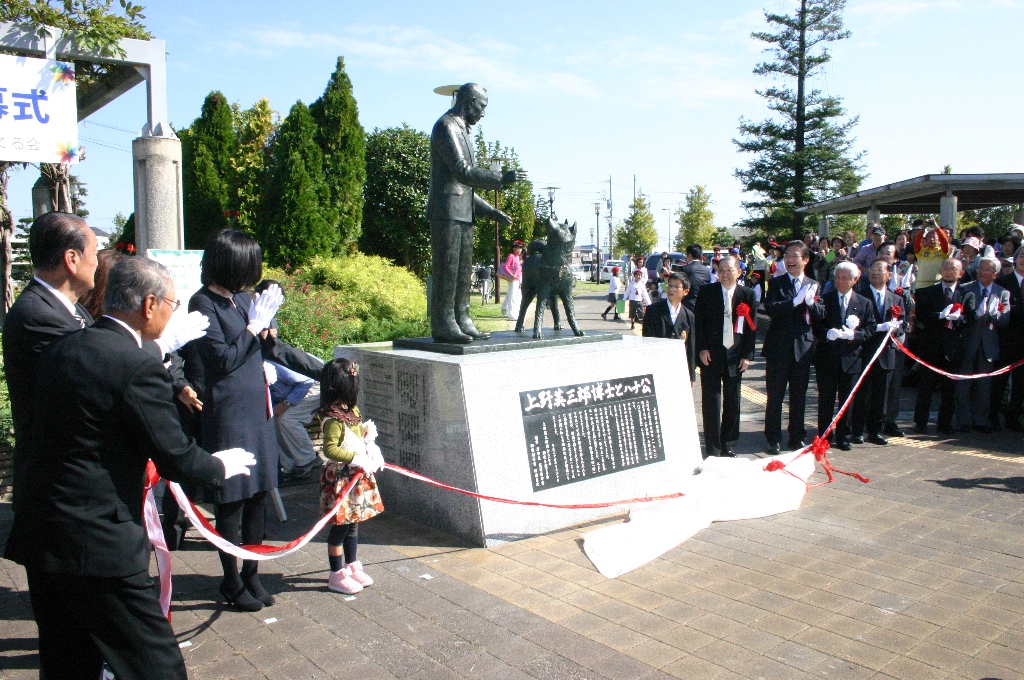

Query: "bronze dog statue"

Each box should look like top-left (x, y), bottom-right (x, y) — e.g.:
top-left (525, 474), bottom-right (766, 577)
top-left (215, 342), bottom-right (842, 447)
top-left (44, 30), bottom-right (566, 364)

top-left (514, 218), bottom-right (584, 339)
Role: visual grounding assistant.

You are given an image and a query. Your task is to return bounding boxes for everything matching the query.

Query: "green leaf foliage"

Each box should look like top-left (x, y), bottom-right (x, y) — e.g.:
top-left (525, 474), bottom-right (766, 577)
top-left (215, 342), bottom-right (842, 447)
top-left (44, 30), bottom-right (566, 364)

top-left (674, 185), bottom-right (717, 251)
top-left (181, 92), bottom-right (235, 248)
top-left (265, 254), bottom-right (428, 359)
top-left (259, 101), bottom-right (335, 268)
top-left (472, 131), bottom-right (536, 264)
top-left (231, 98), bottom-right (279, 236)
top-left (310, 57), bottom-right (366, 251)
top-left (734, 0), bottom-right (865, 239)
top-left (616, 192), bottom-right (659, 258)
top-left (360, 125), bottom-right (432, 278)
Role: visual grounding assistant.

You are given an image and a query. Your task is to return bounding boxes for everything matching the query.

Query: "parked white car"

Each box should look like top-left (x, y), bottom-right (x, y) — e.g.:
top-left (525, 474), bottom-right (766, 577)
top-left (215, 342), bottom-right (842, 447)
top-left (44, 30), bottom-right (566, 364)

top-left (570, 264), bottom-right (591, 282)
top-left (600, 260), bottom-right (626, 283)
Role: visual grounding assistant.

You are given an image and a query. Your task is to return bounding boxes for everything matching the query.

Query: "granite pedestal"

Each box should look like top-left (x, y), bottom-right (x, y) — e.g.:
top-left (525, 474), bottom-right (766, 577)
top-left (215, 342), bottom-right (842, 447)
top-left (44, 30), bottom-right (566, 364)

top-left (335, 334), bottom-right (702, 547)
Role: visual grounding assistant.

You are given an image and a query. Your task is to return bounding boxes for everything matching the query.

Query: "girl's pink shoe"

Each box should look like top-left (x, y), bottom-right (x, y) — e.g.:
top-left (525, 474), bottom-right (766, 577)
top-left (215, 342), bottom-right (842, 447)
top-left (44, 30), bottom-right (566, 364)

top-left (328, 569), bottom-right (362, 594)
top-left (347, 561), bottom-right (374, 587)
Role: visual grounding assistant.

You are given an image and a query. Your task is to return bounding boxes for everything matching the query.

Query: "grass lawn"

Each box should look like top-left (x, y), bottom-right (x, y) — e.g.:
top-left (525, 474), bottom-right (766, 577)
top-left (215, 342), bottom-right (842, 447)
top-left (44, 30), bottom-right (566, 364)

top-left (469, 300), bottom-right (511, 332)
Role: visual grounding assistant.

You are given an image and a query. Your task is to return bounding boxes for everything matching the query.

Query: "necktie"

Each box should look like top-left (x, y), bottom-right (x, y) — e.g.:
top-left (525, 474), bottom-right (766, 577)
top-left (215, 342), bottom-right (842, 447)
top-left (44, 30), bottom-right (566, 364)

top-left (945, 286), bottom-right (953, 303)
top-left (72, 311), bottom-right (85, 329)
top-left (876, 291), bottom-right (884, 319)
top-left (840, 294), bottom-right (847, 320)
top-left (723, 290), bottom-right (734, 349)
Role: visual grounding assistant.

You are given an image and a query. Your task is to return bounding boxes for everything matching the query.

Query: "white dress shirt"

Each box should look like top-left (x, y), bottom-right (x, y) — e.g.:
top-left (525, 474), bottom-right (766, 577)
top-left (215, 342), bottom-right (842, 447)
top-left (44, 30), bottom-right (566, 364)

top-left (101, 315), bottom-right (143, 348)
top-left (33, 276), bottom-right (81, 321)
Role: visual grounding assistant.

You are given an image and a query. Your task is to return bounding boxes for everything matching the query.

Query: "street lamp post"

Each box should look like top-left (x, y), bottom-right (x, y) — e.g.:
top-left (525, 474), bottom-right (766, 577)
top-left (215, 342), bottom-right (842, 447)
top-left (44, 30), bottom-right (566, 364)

top-left (542, 186), bottom-right (560, 219)
top-left (594, 202), bottom-right (602, 269)
top-left (489, 156), bottom-right (512, 304)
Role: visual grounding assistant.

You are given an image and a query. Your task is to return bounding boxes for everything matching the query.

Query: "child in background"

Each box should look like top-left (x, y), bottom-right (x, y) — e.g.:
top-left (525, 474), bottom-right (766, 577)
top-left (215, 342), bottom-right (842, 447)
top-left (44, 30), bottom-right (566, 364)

top-left (318, 358), bottom-right (385, 595)
top-left (601, 266), bottom-right (623, 320)
top-left (623, 268), bottom-right (651, 330)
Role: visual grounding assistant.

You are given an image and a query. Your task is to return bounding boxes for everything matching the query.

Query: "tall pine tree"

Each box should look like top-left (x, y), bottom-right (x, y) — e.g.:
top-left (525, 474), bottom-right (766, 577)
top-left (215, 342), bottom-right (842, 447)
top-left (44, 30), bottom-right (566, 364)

top-left (674, 185), bottom-right (717, 250)
top-left (310, 57), bottom-right (366, 251)
top-left (231, 98), bottom-right (279, 235)
top-left (733, 0), bottom-right (865, 239)
top-left (615, 193), bottom-right (659, 258)
top-left (259, 102), bottom-right (335, 268)
top-left (181, 91), bottom-right (236, 248)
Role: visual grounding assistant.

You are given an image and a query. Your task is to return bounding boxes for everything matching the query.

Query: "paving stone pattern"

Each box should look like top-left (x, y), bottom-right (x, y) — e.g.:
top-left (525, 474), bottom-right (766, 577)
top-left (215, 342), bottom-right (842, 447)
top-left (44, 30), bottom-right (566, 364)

top-left (1, 289), bottom-right (1022, 679)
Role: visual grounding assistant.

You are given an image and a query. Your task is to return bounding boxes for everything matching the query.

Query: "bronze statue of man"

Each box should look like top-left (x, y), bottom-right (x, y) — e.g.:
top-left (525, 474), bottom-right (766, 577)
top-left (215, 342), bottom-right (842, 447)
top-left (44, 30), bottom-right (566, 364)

top-left (426, 83), bottom-right (527, 343)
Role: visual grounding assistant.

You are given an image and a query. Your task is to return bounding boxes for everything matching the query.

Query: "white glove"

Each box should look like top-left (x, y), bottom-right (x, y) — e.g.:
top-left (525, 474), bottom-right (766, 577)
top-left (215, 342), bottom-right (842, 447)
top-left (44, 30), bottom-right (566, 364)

top-left (839, 327), bottom-right (856, 341)
top-left (362, 419), bottom-right (378, 445)
top-left (876, 321), bottom-right (899, 333)
top-left (938, 304), bottom-right (953, 320)
top-left (263, 362), bottom-right (277, 385)
top-left (158, 311), bottom-right (210, 354)
top-left (845, 314), bottom-right (860, 330)
top-left (247, 284), bottom-right (284, 335)
top-left (826, 328), bottom-right (840, 341)
top-left (803, 283), bottom-right (818, 305)
top-left (946, 308), bottom-right (962, 321)
top-left (793, 284), bottom-right (808, 307)
top-left (213, 448), bottom-right (256, 479)
top-left (366, 441), bottom-right (386, 472)
top-left (349, 452), bottom-right (383, 475)
top-left (987, 295), bottom-right (1001, 316)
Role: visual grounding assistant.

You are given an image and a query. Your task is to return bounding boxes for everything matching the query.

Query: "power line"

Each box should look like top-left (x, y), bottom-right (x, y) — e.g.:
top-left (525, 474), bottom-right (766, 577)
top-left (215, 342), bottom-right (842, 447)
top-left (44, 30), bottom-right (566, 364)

top-left (80, 136), bottom-right (132, 153)
top-left (82, 120), bottom-right (139, 135)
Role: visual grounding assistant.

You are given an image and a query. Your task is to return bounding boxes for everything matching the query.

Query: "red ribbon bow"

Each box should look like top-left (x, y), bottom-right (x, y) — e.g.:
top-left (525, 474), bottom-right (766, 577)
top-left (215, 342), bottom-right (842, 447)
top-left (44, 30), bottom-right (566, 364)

top-left (889, 304), bottom-right (902, 320)
top-left (894, 287), bottom-right (904, 297)
top-left (735, 302), bottom-right (757, 332)
top-left (946, 302), bottom-right (963, 329)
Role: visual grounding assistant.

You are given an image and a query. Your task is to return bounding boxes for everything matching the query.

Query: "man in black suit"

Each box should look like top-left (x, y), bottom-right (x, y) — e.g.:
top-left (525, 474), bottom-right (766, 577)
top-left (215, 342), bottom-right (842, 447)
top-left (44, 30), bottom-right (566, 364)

top-left (850, 258), bottom-right (906, 445)
top-left (991, 246), bottom-right (1024, 430)
top-left (694, 256), bottom-right (756, 457)
top-left (642, 272), bottom-right (696, 383)
top-left (426, 82), bottom-right (526, 343)
top-left (761, 241), bottom-right (826, 454)
top-left (13, 256), bottom-right (256, 680)
top-left (913, 258), bottom-right (976, 435)
top-left (679, 243), bottom-right (711, 311)
top-left (2, 212), bottom-right (97, 565)
top-left (814, 262), bottom-right (876, 451)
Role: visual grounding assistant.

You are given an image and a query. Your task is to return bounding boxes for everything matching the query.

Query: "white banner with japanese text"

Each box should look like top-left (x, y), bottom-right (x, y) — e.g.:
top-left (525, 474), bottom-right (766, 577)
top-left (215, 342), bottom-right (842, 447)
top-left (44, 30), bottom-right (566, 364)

top-left (0, 53), bottom-right (78, 164)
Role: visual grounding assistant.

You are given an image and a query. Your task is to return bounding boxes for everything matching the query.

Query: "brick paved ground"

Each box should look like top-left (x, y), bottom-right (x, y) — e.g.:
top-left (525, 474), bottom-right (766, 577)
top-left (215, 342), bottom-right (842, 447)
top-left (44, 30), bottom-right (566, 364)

top-left (2, 288), bottom-right (1022, 679)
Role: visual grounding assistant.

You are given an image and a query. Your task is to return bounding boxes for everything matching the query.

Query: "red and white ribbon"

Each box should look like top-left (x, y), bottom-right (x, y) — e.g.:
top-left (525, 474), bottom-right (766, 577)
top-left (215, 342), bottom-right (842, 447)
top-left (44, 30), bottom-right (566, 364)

top-left (896, 343), bottom-right (1024, 381)
top-left (735, 303), bottom-right (756, 334)
top-left (143, 462), bottom-right (174, 620)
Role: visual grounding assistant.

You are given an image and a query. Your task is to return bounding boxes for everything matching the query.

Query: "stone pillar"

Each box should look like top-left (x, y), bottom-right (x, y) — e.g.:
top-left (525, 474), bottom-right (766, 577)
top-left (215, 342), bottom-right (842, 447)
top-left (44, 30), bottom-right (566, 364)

top-left (866, 204), bottom-right (881, 225)
top-left (1013, 204), bottom-right (1023, 226)
top-left (818, 216), bottom-right (829, 239)
top-left (939, 193), bottom-right (958, 232)
top-left (31, 176), bottom-right (52, 218)
top-left (132, 136), bottom-right (184, 252)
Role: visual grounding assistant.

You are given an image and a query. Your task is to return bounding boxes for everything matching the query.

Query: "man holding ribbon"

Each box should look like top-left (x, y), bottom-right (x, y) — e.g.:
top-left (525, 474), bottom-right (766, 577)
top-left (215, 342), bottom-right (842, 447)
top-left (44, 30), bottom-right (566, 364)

top-left (694, 256), bottom-right (756, 457)
top-left (913, 258), bottom-right (975, 435)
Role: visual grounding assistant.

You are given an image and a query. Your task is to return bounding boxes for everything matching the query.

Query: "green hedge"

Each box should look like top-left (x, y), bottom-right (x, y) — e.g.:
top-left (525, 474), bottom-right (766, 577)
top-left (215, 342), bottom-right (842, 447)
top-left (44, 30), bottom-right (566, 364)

top-left (266, 254), bottom-right (429, 359)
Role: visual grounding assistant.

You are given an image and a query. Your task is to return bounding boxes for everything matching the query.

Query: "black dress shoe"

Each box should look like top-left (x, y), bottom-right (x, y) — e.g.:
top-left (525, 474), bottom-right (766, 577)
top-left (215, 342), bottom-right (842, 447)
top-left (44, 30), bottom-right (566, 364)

top-left (705, 446), bottom-right (721, 458)
top-left (883, 424), bottom-right (906, 437)
top-left (937, 426), bottom-right (955, 436)
top-left (913, 424), bottom-right (928, 435)
top-left (956, 426), bottom-right (972, 434)
top-left (866, 433), bottom-right (888, 446)
top-left (722, 444), bottom-right (736, 457)
top-left (849, 436), bottom-right (865, 445)
top-left (220, 582), bottom-right (264, 612)
top-left (242, 571), bottom-right (275, 607)
top-left (766, 443), bottom-right (781, 455)
top-left (1007, 420), bottom-right (1024, 432)
top-left (836, 441), bottom-right (852, 452)
top-left (787, 440), bottom-right (805, 451)
top-left (974, 425), bottom-right (993, 434)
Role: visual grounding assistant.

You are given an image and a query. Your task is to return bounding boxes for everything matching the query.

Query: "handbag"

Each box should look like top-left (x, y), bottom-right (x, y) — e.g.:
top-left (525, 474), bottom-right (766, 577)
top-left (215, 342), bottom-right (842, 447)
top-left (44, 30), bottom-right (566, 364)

top-left (497, 263), bottom-right (513, 281)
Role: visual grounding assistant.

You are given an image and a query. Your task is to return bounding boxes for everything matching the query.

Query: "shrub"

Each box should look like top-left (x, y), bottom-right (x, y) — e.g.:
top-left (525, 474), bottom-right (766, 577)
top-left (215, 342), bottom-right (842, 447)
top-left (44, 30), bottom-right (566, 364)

top-left (265, 254), bottom-right (428, 359)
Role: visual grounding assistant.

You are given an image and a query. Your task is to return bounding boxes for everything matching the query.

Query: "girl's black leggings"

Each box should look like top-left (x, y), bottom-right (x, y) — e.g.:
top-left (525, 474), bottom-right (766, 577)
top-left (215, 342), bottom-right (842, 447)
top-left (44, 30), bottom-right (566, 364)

top-left (327, 523), bottom-right (358, 563)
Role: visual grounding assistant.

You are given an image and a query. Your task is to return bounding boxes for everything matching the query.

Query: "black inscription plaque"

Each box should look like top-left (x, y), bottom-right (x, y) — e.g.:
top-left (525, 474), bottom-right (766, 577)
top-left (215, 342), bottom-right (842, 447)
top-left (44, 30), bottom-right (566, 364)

top-left (520, 374), bottom-right (665, 491)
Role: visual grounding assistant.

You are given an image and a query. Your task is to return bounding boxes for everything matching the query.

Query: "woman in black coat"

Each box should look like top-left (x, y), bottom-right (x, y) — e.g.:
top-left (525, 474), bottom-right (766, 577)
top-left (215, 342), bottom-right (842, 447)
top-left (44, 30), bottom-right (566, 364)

top-left (188, 230), bottom-right (284, 611)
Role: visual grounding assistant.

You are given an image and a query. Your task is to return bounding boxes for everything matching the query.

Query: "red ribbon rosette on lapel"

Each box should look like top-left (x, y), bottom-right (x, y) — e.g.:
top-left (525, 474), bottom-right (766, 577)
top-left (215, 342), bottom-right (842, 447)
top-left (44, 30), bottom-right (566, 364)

top-left (889, 304), bottom-right (902, 320)
top-left (946, 302), bottom-right (963, 330)
top-left (735, 302), bottom-right (757, 333)
top-left (894, 287), bottom-right (904, 297)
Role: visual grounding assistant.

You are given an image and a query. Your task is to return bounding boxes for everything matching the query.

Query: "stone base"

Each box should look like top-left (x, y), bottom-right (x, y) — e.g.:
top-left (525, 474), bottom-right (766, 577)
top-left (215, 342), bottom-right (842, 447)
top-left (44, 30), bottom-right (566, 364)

top-left (393, 329), bottom-right (622, 355)
top-left (335, 335), bottom-right (702, 547)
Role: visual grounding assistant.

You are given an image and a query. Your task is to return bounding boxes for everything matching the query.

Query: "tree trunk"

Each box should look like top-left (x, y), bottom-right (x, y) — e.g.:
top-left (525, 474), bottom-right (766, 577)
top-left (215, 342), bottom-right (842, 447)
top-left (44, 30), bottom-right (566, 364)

top-left (40, 163), bottom-right (73, 213)
top-left (0, 163), bottom-right (16, 321)
top-left (793, 0), bottom-right (808, 238)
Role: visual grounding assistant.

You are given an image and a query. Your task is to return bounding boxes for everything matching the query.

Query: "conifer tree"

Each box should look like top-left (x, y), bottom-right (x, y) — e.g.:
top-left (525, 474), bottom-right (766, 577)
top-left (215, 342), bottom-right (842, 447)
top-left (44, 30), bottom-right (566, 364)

top-left (615, 193), bottom-right (659, 258)
top-left (734, 0), bottom-right (864, 239)
top-left (231, 98), bottom-right (279, 235)
top-left (674, 185), bottom-right (717, 250)
top-left (181, 91), bottom-right (236, 247)
top-left (259, 102), bottom-right (335, 267)
top-left (310, 57), bottom-right (366, 251)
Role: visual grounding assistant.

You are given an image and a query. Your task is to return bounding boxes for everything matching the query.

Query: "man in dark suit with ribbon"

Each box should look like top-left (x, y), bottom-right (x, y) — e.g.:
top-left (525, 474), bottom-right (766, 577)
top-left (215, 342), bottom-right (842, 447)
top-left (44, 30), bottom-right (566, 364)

top-left (813, 261), bottom-right (876, 451)
top-left (913, 258), bottom-right (976, 435)
top-left (850, 258), bottom-right (906, 445)
top-left (426, 83), bottom-right (527, 343)
top-left (694, 256), bottom-right (756, 457)
top-left (761, 241), bottom-right (826, 454)
top-left (12, 256), bottom-right (256, 680)
top-left (991, 246), bottom-right (1024, 430)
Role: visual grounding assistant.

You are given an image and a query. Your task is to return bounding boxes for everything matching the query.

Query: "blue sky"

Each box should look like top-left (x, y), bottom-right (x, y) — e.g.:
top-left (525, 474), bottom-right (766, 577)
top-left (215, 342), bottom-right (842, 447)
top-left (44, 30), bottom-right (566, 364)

top-left (7, 0), bottom-right (1023, 251)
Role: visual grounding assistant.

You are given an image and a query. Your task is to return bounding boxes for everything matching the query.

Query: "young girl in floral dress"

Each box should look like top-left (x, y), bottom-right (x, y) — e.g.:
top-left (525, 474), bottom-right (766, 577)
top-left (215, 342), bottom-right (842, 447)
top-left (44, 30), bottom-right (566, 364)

top-left (318, 358), bottom-right (385, 595)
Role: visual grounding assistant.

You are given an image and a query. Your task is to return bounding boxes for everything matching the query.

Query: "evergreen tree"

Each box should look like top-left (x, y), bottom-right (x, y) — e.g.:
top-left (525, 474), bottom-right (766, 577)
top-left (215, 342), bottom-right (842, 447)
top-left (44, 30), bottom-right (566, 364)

top-left (310, 57), bottom-right (366, 251)
top-left (674, 185), bottom-right (717, 251)
top-left (734, 0), bottom-right (865, 239)
top-left (259, 102), bottom-right (335, 268)
top-left (360, 125), bottom-right (432, 278)
top-left (615, 193), bottom-right (659, 258)
top-left (181, 91), bottom-right (236, 248)
top-left (472, 131), bottom-right (536, 263)
top-left (231, 98), bottom-right (279, 235)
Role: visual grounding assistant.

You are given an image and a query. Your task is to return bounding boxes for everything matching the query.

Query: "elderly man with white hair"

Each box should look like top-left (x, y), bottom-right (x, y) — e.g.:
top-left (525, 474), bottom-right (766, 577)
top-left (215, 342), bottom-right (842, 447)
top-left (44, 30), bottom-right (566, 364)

top-left (955, 256), bottom-right (1011, 432)
top-left (812, 261), bottom-right (876, 451)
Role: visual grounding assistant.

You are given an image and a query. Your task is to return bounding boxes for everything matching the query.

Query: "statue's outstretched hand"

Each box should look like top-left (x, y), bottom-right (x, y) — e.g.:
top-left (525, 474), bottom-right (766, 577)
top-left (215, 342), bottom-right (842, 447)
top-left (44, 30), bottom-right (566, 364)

top-left (495, 210), bottom-right (513, 226)
top-left (502, 169), bottom-right (528, 185)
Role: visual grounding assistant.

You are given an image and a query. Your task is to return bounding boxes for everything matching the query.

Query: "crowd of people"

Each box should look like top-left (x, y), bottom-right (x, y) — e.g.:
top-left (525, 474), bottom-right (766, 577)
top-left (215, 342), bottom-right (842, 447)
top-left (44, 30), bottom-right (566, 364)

top-left (621, 218), bottom-right (1024, 456)
top-left (2, 213), bottom-right (386, 679)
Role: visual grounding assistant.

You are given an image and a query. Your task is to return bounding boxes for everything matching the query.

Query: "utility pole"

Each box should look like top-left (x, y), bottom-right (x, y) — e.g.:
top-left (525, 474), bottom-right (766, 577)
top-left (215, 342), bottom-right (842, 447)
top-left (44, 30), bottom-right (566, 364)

top-left (607, 175), bottom-right (614, 260)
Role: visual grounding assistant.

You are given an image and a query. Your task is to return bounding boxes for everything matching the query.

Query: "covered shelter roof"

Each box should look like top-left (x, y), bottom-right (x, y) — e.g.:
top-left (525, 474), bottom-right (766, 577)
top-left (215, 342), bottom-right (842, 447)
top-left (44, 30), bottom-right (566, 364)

top-left (796, 174), bottom-right (1024, 215)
